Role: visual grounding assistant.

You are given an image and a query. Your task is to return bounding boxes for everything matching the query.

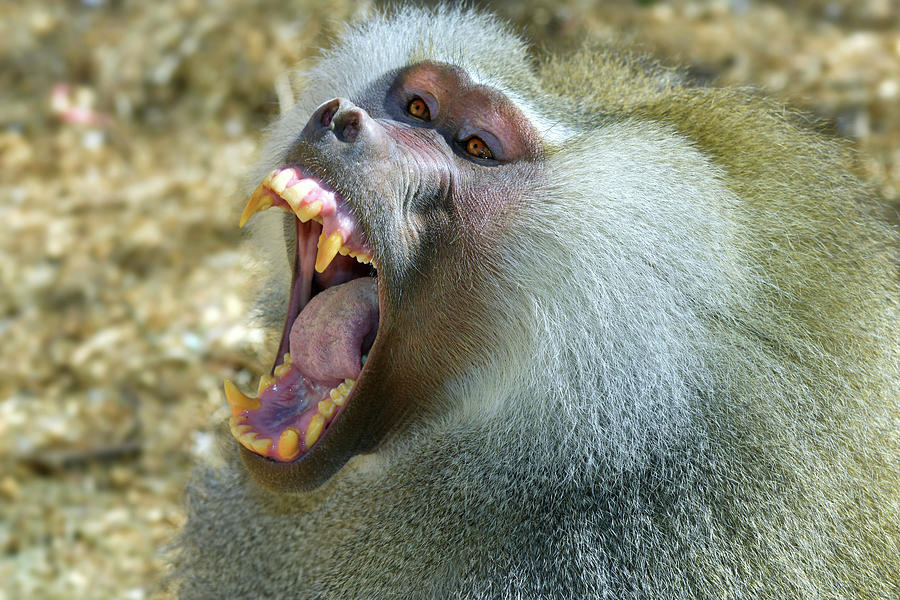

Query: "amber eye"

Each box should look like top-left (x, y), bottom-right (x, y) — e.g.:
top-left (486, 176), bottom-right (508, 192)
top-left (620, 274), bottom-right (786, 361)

top-left (464, 136), bottom-right (493, 160)
top-left (406, 97), bottom-right (431, 120)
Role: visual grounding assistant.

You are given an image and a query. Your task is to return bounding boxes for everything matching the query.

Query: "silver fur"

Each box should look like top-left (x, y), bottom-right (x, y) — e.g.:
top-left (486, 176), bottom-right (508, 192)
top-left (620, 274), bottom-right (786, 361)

top-left (175, 7), bottom-right (900, 598)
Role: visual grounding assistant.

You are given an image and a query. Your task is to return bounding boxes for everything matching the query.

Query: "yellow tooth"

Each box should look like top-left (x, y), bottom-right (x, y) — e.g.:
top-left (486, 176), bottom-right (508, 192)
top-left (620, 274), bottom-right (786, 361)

top-left (257, 374), bottom-right (276, 395)
top-left (229, 415), bottom-right (250, 437)
top-left (250, 437), bottom-right (273, 454)
top-left (294, 200), bottom-right (322, 223)
top-left (270, 169), bottom-right (294, 194)
top-left (280, 179), bottom-right (316, 209)
top-left (277, 428), bottom-right (301, 460)
top-left (338, 245), bottom-right (350, 256)
top-left (334, 377), bottom-right (356, 406)
top-left (274, 362), bottom-right (291, 378)
top-left (332, 379), bottom-right (355, 406)
top-left (238, 430), bottom-right (271, 454)
top-left (239, 183), bottom-right (274, 227)
top-left (237, 431), bottom-right (258, 450)
top-left (306, 414), bottom-right (325, 447)
top-left (315, 231), bottom-right (343, 273)
top-left (273, 353), bottom-right (292, 377)
top-left (318, 399), bottom-right (335, 418)
top-left (224, 380), bottom-right (260, 416)
top-left (328, 379), bottom-right (355, 397)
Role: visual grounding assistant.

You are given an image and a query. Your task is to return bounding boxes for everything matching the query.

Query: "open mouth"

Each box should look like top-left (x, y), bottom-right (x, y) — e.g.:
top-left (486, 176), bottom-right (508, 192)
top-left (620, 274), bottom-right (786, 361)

top-left (224, 166), bottom-right (379, 463)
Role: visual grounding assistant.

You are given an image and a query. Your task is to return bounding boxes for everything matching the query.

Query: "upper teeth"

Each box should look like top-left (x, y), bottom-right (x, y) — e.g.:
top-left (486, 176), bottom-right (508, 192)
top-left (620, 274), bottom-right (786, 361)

top-left (316, 230), bottom-right (344, 273)
top-left (269, 169), bottom-right (294, 194)
top-left (239, 168), bottom-right (375, 273)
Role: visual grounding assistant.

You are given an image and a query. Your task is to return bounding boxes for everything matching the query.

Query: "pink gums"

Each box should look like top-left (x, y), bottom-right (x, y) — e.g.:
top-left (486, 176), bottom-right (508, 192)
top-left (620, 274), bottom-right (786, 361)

top-left (240, 367), bottom-right (343, 459)
top-left (267, 166), bottom-right (372, 255)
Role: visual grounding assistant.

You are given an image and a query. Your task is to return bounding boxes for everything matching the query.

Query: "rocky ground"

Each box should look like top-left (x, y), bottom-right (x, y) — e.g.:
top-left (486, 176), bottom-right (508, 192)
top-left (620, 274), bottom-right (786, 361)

top-left (1, 1), bottom-right (897, 598)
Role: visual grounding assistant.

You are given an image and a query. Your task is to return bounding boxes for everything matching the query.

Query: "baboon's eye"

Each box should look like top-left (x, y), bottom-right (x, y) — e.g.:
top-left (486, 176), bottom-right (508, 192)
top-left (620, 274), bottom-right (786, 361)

top-left (463, 136), bottom-right (493, 160)
top-left (406, 97), bottom-right (431, 120)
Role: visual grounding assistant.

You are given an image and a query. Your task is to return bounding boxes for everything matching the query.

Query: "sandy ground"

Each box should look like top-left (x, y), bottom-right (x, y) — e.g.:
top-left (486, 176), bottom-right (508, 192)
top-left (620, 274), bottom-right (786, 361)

top-left (1, 1), bottom-right (897, 598)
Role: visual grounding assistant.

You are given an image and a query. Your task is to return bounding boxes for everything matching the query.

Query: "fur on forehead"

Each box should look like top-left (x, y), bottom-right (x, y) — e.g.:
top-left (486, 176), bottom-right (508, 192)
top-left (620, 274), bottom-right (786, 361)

top-left (307, 7), bottom-right (535, 105)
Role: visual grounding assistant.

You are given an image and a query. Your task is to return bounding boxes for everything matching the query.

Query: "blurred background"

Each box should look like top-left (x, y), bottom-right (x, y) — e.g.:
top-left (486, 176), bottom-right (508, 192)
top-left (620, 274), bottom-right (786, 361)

top-left (0, 0), bottom-right (897, 597)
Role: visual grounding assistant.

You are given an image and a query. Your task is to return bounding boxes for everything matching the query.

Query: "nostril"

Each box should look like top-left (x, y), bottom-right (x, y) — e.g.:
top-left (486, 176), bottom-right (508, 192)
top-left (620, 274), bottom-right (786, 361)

top-left (341, 116), bottom-right (360, 142)
top-left (307, 99), bottom-right (370, 144)
top-left (321, 105), bottom-right (337, 129)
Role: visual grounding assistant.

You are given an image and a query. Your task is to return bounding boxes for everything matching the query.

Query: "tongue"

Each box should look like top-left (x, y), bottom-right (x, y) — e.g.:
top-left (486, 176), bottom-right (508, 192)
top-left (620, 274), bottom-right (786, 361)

top-left (289, 277), bottom-right (379, 385)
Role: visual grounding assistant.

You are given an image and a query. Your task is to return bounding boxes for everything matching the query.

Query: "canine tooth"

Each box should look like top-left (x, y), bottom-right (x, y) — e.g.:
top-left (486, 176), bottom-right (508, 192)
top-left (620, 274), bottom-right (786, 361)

top-left (270, 169), bottom-right (294, 194)
top-left (280, 179), bottom-right (316, 208)
top-left (249, 436), bottom-right (272, 454)
top-left (224, 380), bottom-right (260, 416)
top-left (318, 399), bottom-right (335, 418)
top-left (238, 183), bottom-right (274, 227)
top-left (306, 414), bottom-right (325, 447)
top-left (277, 428), bottom-right (301, 460)
top-left (315, 231), bottom-right (343, 273)
top-left (257, 374), bottom-right (276, 395)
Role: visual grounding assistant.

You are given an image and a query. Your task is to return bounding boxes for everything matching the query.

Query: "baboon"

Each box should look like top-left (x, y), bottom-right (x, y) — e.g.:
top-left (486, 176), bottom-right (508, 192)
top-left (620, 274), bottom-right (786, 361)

top-left (174, 7), bottom-right (900, 599)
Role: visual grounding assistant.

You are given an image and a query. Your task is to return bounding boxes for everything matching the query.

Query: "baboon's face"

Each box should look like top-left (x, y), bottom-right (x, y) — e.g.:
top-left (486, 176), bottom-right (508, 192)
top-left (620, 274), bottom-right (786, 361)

top-left (228, 61), bottom-right (544, 491)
